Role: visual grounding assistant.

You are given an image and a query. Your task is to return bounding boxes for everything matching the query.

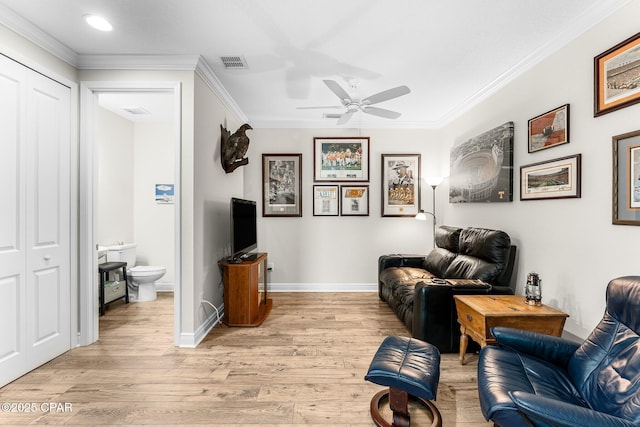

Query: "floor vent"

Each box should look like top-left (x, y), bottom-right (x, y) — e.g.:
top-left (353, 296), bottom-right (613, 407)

top-left (221, 55), bottom-right (248, 69)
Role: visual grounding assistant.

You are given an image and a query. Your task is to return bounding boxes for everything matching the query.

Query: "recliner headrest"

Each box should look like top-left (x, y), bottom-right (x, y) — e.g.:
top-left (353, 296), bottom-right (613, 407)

top-left (607, 276), bottom-right (640, 334)
top-left (435, 226), bottom-right (463, 252)
top-left (459, 227), bottom-right (511, 265)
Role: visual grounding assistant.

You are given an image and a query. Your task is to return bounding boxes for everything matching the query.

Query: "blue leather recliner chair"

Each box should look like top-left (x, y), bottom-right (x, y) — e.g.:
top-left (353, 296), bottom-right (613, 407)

top-left (477, 276), bottom-right (640, 427)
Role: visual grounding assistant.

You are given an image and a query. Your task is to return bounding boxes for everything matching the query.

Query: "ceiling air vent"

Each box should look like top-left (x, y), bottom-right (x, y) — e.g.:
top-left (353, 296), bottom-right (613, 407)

top-left (122, 106), bottom-right (150, 115)
top-left (221, 55), bottom-right (248, 69)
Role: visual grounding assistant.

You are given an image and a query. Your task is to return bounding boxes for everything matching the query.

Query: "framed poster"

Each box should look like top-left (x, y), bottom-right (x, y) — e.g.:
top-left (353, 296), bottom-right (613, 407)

top-left (449, 122), bottom-right (514, 203)
top-left (528, 104), bottom-right (570, 153)
top-left (520, 154), bottom-right (581, 201)
top-left (613, 130), bottom-right (640, 225)
top-left (313, 137), bottom-right (369, 182)
top-left (262, 153), bottom-right (302, 217)
top-left (340, 185), bottom-right (369, 216)
top-left (313, 185), bottom-right (339, 216)
top-left (595, 32), bottom-right (640, 116)
top-left (381, 154), bottom-right (421, 217)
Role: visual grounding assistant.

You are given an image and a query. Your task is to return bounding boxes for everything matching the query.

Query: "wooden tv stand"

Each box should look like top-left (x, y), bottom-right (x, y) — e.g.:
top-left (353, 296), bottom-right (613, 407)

top-left (219, 252), bottom-right (272, 326)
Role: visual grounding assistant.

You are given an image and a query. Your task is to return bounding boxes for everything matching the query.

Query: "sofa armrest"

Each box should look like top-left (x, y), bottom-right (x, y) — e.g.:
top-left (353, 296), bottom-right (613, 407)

top-left (492, 326), bottom-right (580, 369)
top-left (378, 254), bottom-right (425, 272)
top-left (509, 391), bottom-right (637, 427)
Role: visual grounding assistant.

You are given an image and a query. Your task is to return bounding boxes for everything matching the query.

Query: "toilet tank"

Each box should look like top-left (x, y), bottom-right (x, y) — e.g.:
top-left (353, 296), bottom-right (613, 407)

top-left (106, 243), bottom-right (136, 267)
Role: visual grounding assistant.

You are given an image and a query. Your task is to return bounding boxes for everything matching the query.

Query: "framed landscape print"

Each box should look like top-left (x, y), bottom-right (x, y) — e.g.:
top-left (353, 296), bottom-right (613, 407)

top-left (340, 185), bottom-right (369, 216)
top-left (313, 137), bottom-right (369, 182)
top-left (313, 185), bottom-right (339, 216)
top-left (528, 104), bottom-right (570, 153)
top-left (595, 32), bottom-right (640, 116)
top-left (449, 122), bottom-right (514, 203)
top-left (262, 153), bottom-right (302, 217)
top-left (381, 154), bottom-right (421, 217)
top-left (612, 130), bottom-right (640, 225)
top-left (520, 154), bottom-right (581, 201)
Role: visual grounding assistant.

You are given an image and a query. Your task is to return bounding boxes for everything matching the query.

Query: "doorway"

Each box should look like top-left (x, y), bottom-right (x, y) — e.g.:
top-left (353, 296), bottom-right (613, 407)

top-left (79, 82), bottom-right (182, 346)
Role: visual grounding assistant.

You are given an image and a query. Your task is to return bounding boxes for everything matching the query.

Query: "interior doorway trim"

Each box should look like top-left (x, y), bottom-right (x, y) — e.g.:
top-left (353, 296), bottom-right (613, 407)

top-left (79, 81), bottom-right (182, 346)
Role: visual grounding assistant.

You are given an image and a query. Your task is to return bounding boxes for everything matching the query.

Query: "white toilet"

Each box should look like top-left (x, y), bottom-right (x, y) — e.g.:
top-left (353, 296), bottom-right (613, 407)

top-left (105, 243), bottom-right (166, 302)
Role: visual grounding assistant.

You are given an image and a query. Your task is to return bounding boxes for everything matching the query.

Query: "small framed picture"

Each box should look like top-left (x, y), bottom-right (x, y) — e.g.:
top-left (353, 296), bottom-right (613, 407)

top-left (340, 185), bottom-right (369, 216)
top-left (381, 154), bottom-right (421, 216)
top-left (262, 153), bottom-right (302, 217)
top-left (313, 137), bottom-right (369, 182)
top-left (520, 154), bottom-right (581, 201)
top-left (594, 32), bottom-right (640, 116)
top-left (313, 185), bottom-right (339, 216)
top-left (528, 104), bottom-right (569, 153)
top-left (612, 130), bottom-right (640, 225)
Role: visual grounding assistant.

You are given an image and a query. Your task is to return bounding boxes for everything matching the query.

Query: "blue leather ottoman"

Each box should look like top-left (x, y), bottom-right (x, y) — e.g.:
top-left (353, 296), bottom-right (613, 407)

top-left (365, 336), bottom-right (442, 427)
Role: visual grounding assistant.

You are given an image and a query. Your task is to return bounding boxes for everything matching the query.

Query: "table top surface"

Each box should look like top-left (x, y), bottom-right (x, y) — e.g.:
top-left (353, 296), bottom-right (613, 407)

top-left (454, 295), bottom-right (569, 318)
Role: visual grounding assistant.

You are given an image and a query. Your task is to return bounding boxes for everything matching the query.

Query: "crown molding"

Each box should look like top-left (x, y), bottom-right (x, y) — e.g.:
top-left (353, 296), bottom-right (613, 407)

top-left (0, 3), bottom-right (78, 66)
top-left (76, 54), bottom-right (200, 70)
top-left (194, 57), bottom-right (248, 124)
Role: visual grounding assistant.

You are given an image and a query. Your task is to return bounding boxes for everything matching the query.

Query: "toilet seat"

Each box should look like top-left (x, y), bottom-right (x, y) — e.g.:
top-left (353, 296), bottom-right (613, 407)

top-left (127, 265), bottom-right (166, 277)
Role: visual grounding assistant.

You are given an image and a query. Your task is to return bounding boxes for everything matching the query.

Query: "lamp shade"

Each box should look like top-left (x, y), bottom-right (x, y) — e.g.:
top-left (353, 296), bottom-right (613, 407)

top-left (425, 176), bottom-right (444, 187)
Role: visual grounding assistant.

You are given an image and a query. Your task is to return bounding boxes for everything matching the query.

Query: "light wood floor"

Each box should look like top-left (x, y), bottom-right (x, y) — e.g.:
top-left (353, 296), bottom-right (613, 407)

top-left (0, 292), bottom-right (491, 426)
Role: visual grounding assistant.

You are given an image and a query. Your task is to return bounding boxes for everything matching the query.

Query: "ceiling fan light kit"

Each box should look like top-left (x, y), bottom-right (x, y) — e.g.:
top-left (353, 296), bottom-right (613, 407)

top-left (298, 79), bottom-right (411, 125)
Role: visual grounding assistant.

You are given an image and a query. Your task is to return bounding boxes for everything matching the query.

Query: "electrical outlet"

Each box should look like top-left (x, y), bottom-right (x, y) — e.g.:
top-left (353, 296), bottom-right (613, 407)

top-left (268, 262), bottom-right (274, 271)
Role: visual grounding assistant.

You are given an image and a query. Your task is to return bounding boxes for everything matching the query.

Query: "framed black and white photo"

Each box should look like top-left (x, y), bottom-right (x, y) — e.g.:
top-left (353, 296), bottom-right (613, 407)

top-left (381, 154), bottom-right (421, 217)
top-left (262, 153), bottom-right (302, 217)
top-left (313, 137), bottom-right (369, 182)
top-left (313, 185), bottom-right (339, 216)
top-left (340, 185), bottom-right (369, 216)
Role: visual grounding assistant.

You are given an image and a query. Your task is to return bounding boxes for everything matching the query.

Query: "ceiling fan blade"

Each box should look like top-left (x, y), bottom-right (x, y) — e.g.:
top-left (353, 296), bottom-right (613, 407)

top-left (323, 113), bottom-right (343, 119)
top-left (323, 80), bottom-right (352, 103)
top-left (337, 110), bottom-right (355, 125)
top-left (296, 105), bottom-right (343, 110)
top-left (361, 85), bottom-right (410, 105)
top-left (362, 106), bottom-right (402, 119)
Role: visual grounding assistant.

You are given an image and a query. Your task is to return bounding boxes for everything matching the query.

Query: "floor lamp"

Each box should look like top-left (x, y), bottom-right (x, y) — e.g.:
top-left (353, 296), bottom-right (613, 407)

top-left (416, 177), bottom-right (444, 247)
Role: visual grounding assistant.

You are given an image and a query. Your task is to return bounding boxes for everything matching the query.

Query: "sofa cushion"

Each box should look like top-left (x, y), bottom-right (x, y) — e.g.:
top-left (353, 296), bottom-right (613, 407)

top-left (380, 267), bottom-right (436, 291)
top-left (444, 255), bottom-right (502, 282)
top-left (435, 225), bottom-right (463, 252)
top-left (459, 227), bottom-right (511, 265)
top-left (422, 248), bottom-right (457, 278)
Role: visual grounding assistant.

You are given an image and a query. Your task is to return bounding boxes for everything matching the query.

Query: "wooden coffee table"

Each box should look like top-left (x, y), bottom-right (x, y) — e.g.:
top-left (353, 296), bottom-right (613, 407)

top-left (453, 295), bottom-right (569, 364)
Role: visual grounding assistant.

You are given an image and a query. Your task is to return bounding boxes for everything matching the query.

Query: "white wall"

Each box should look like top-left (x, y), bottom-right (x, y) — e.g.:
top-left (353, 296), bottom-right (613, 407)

top-left (97, 107), bottom-right (134, 245)
top-left (133, 122), bottom-right (175, 286)
top-left (438, 1), bottom-right (640, 339)
top-left (245, 128), bottom-right (443, 288)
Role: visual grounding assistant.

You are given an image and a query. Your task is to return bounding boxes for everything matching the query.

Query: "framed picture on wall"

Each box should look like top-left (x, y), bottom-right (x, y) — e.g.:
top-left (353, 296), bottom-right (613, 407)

top-left (381, 154), bottom-right (421, 217)
top-left (262, 153), bottom-right (302, 217)
top-left (520, 154), bottom-right (581, 201)
top-left (612, 130), bottom-right (640, 225)
top-left (594, 32), bottom-right (640, 116)
top-left (313, 137), bottom-right (369, 182)
top-left (313, 185), bottom-right (339, 216)
top-left (340, 185), bottom-right (369, 216)
top-left (528, 104), bottom-right (570, 153)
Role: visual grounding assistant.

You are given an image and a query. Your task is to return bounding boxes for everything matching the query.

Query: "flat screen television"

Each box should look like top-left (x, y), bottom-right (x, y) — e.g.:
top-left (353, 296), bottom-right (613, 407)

top-left (230, 197), bottom-right (258, 261)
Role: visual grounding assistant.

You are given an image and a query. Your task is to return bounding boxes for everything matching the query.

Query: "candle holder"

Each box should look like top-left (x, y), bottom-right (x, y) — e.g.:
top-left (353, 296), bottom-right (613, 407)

top-left (525, 272), bottom-right (542, 306)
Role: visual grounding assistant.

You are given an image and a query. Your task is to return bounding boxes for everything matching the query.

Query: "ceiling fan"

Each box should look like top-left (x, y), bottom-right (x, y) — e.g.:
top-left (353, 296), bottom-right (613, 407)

top-left (298, 80), bottom-right (411, 125)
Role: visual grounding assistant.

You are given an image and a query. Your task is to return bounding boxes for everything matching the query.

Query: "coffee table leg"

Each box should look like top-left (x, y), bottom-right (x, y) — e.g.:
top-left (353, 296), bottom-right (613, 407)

top-left (459, 326), bottom-right (468, 365)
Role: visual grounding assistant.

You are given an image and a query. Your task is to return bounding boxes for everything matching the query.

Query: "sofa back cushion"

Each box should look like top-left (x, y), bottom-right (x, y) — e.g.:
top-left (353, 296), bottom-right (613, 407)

top-left (443, 227), bottom-right (511, 283)
top-left (422, 248), bottom-right (457, 278)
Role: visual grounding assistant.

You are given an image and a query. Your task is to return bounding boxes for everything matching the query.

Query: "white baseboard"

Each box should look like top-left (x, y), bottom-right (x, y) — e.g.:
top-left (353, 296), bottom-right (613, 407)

top-left (156, 282), bottom-right (174, 292)
top-left (269, 282), bottom-right (378, 292)
top-left (179, 302), bottom-right (224, 348)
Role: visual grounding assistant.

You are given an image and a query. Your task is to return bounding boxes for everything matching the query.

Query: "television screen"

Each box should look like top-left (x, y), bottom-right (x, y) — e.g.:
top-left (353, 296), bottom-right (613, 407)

top-left (230, 197), bottom-right (257, 259)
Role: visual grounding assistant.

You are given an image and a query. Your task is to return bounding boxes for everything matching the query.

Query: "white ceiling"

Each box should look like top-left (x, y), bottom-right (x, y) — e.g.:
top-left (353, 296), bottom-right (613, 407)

top-left (0, 0), bottom-right (630, 128)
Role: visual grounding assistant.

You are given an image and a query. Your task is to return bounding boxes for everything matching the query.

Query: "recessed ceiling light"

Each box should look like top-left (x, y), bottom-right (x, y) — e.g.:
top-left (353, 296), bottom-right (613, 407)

top-left (84, 14), bottom-right (113, 32)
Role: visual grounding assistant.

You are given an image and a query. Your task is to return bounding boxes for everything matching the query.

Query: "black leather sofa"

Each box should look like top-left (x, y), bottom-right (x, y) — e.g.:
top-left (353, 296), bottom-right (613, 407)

top-left (378, 226), bottom-right (516, 353)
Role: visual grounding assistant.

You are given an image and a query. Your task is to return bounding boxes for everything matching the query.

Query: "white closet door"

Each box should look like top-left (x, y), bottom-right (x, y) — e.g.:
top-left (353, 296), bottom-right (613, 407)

top-left (0, 55), bottom-right (71, 385)
top-left (0, 55), bottom-right (28, 386)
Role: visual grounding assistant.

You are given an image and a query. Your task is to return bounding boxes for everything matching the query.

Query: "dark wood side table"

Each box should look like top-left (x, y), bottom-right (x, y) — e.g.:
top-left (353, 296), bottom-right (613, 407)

top-left (98, 262), bottom-right (129, 316)
top-left (453, 295), bottom-right (569, 364)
